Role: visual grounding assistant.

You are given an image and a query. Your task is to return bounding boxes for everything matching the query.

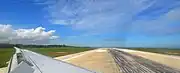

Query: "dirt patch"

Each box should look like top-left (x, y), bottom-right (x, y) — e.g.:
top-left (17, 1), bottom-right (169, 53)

top-left (64, 49), bottom-right (120, 73)
top-left (48, 52), bottom-right (70, 57)
top-left (0, 67), bottom-right (7, 73)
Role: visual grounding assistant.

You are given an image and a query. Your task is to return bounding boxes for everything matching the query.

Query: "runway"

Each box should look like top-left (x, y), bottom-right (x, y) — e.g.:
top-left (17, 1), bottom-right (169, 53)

top-left (109, 49), bottom-right (180, 73)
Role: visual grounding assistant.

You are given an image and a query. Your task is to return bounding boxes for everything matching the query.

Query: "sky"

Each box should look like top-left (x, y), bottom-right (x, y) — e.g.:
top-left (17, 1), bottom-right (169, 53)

top-left (0, 0), bottom-right (180, 48)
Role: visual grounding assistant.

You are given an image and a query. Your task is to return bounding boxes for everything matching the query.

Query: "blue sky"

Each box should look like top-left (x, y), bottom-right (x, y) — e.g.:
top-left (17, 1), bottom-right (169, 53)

top-left (0, 0), bottom-right (180, 48)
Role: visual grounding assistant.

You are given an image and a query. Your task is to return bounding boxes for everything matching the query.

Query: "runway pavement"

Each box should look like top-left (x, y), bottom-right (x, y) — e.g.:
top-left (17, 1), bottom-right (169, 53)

top-left (109, 49), bottom-right (180, 73)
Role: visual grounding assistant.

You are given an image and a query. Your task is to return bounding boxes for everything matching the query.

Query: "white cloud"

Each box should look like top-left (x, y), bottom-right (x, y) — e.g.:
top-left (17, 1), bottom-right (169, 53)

top-left (0, 24), bottom-right (15, 43)
top-left (36, 0), bottom-right (179, 32)
top-left (166, 8), bottom-right (180, 21)
top-left (50, 20), bottom-right (70, 25)
top-left (35, 0), bottom-right (180, 35)
top-left (0, 24), bottom-right (59, 44)
top-left (130, 7), bottom-right (180, 36)
top-left (36, 0), bottom-right (153, 32)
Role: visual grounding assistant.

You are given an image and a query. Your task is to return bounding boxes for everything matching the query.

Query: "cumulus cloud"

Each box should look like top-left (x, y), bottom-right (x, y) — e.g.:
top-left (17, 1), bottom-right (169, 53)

top-left (0, 25), bottom-right (15, 43)
top-left (0, 24), bottom-right (58, 44)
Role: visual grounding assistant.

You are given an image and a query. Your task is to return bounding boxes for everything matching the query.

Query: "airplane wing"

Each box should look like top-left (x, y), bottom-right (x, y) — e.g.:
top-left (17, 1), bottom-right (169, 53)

top-left (6, 47), bottom-right (98, 73)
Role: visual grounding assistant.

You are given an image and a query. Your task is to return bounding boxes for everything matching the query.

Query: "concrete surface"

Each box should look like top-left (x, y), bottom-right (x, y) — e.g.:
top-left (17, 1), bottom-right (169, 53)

top-left (110, 49), bottom-right (180, 73)
top-left (117, 48), bottom-right (180, 70)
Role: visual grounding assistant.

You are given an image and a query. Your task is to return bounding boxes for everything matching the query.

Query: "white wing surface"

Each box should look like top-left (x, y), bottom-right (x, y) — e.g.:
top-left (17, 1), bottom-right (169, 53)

top-left (7, 47), bottom-right (97, 73)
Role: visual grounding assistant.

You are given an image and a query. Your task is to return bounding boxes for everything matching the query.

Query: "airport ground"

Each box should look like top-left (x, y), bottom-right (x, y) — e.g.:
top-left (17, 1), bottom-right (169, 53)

top-left (1, 48), bottom-right (180, 73)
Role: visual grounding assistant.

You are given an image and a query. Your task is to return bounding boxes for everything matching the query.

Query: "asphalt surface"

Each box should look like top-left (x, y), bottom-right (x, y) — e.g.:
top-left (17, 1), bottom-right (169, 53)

top-left (109, 49), bottom-right (180, 73)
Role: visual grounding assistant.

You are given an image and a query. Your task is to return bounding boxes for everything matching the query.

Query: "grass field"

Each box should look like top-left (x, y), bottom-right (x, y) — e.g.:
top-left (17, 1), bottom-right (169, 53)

top-left (132, 48), bottom-right (180, 56)
top-left (0, 47), bottom-right (92, 68)
top-left (0, 48), bottom-right (14, 68)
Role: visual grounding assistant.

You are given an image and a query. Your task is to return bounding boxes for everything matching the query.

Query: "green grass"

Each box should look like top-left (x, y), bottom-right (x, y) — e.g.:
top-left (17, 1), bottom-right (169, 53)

top-left (27, 47), bottom-right (92, 57)
top-left (132, 48), bottom-right (180, 56)
top-left (0, 47), bottom-right (92, 68)
top-left (0, 48), bottom-right (14, 68)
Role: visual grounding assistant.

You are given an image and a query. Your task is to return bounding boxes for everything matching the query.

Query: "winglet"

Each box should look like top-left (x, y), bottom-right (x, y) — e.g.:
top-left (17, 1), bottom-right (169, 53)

top-left (14, 47), bottom-right (21, 53)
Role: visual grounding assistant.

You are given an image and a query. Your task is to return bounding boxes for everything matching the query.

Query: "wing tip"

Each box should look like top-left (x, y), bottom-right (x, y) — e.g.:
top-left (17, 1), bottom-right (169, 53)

top-left (14, 47), bottom-right (21, 53)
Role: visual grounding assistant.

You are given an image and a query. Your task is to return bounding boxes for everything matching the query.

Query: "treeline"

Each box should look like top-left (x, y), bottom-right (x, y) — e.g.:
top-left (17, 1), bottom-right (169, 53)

top-left (0, 43), bottom-right (69, 48)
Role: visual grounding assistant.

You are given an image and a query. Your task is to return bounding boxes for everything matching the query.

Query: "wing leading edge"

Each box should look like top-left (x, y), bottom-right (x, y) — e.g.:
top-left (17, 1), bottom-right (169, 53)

top-left (7, 47), bottom-right (98, 73)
